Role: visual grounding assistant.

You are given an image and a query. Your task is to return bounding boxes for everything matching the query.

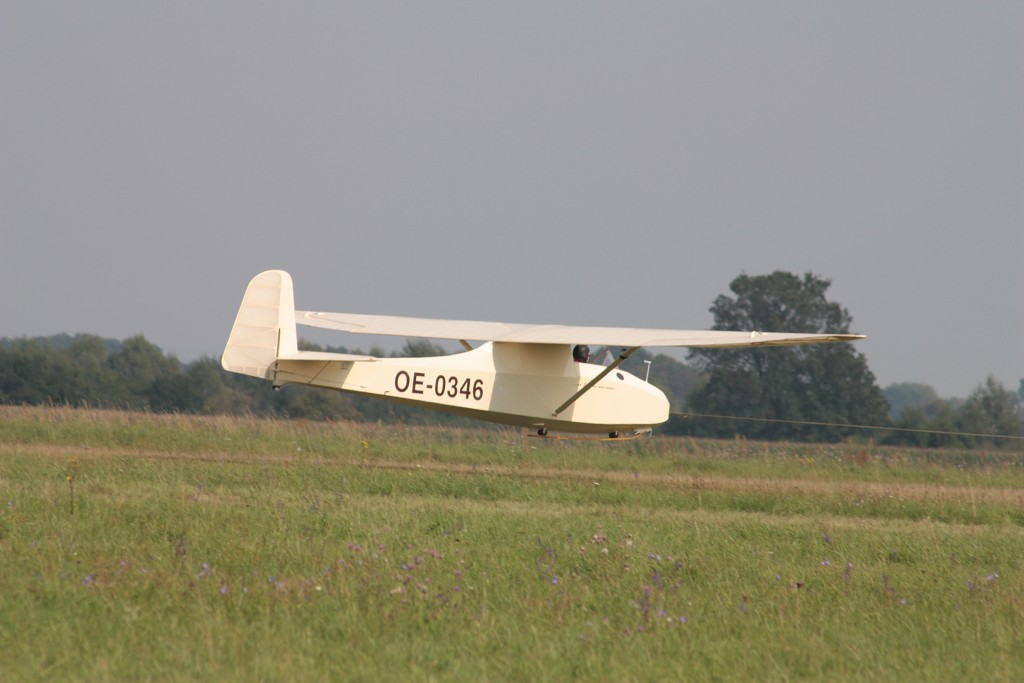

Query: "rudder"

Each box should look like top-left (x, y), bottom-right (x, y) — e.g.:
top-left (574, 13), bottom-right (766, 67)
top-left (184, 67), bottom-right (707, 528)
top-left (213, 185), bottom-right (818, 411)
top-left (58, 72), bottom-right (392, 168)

top-left (221, 270), bottom-right (298, 378)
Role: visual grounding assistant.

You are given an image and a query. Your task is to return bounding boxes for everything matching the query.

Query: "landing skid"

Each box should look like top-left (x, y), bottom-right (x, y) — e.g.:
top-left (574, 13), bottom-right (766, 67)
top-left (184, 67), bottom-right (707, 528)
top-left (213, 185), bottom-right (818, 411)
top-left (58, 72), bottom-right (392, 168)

top-left (528, 429), bottom-right (651, 442)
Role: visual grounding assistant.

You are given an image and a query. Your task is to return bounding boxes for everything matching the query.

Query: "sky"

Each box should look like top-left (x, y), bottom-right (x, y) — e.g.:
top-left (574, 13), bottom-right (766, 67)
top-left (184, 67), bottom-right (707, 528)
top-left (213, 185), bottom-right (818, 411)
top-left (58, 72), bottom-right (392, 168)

top-left (2, 2), bottom-right (1021, 399)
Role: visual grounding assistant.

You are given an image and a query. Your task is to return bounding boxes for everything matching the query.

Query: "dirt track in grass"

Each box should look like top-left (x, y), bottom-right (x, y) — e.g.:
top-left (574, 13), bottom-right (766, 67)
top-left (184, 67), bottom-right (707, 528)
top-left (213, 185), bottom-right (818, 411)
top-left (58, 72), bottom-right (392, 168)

top-left (6, 441), bottom-right (1022, 510)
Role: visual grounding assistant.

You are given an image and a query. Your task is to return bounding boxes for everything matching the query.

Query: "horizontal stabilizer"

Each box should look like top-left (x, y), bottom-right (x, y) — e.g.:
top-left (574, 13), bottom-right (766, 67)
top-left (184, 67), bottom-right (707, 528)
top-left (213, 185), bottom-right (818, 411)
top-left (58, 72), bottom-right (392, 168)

top-left (277, 350), bottom-right (376, 362)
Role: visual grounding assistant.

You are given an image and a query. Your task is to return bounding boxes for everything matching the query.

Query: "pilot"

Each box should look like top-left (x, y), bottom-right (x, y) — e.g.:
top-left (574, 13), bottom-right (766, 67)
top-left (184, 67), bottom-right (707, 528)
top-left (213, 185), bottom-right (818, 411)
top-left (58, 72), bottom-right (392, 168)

top-left (572, 344), bottom-right (590, 363)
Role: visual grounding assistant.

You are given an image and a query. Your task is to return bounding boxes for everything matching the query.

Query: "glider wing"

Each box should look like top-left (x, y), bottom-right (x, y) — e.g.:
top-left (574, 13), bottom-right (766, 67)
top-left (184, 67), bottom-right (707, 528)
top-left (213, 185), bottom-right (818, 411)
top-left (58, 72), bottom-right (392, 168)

top-left (296, 310), bottom-right (864, 348)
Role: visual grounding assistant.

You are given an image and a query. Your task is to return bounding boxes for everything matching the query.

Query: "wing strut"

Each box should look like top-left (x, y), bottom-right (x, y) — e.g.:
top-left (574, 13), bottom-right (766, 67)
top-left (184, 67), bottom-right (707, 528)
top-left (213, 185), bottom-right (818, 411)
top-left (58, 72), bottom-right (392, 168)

top-left (552, 347), bottom-right (640, 417)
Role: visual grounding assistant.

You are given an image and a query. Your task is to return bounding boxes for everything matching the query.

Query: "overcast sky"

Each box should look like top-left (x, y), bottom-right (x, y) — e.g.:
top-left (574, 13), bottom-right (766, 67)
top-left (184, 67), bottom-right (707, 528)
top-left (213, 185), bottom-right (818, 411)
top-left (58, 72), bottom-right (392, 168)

top-left (2, 2), bottom-right (1021, 399)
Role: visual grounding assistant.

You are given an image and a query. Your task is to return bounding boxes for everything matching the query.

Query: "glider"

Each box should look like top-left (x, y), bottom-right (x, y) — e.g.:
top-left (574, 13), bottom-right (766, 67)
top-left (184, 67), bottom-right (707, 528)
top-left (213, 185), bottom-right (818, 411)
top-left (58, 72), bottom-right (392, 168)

top-left (222, 270), bottom-right (864, 438)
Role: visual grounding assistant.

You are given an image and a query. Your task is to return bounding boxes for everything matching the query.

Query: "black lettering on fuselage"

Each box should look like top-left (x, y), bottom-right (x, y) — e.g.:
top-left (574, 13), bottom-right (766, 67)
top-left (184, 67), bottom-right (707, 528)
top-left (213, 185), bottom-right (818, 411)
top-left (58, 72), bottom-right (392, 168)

top-left (394, 371), bottom-right (486, 402)
top-left (395, 370), bottom-right (410, 392)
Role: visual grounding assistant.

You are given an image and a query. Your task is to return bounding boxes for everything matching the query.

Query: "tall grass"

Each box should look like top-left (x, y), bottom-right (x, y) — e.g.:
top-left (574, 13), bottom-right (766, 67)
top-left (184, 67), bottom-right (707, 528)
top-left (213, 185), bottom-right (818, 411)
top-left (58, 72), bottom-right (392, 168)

top-left (1, 406), bottom-right (1022, 681)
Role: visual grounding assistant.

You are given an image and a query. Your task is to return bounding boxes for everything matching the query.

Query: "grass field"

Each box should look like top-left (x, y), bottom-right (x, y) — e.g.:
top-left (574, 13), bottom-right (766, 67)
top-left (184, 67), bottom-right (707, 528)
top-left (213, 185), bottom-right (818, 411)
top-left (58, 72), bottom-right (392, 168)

top-left (1, 406), bottom-right (1022, 681)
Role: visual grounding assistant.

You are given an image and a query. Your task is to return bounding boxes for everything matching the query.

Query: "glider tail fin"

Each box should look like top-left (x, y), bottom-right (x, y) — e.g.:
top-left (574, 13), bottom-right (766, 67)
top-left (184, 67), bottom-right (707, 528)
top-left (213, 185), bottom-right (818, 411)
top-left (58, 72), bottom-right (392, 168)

top-left (221, 270), bottom-right (298, 378)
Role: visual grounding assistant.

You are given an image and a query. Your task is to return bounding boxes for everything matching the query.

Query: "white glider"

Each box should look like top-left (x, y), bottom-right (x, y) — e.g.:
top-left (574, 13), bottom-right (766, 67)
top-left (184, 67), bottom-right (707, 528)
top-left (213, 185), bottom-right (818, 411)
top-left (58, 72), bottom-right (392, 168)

top-left (222, 270), bottom-right (864, 437)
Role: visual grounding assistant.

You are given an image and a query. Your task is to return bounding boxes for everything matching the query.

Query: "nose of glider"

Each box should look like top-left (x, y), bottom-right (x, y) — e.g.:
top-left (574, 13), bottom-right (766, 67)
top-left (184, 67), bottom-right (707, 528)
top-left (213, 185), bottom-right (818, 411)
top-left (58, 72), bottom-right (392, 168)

top-left (574, 370), bottom-right (671, 431)
top-left (618, 370), bottom-right (671, 427)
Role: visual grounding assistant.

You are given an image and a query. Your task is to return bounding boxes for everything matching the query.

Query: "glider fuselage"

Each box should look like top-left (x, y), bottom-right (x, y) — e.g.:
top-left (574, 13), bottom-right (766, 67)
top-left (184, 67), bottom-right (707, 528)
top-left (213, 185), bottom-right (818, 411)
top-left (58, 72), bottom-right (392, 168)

top-left (272, 341), bottom-right (669, 433)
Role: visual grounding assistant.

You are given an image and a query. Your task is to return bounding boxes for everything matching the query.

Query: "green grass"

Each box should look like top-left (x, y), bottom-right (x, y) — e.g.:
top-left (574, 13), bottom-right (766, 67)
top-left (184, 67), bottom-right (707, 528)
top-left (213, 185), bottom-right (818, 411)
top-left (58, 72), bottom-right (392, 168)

top-left (1, 406), bottom-right (1022, 681)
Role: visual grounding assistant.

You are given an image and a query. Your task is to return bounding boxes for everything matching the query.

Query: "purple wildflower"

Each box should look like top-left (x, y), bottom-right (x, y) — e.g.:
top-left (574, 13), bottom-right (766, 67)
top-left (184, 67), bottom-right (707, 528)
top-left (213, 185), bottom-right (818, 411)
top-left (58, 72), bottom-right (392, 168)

top-left (820, 560), bottom-right (831, 567)
top-left (639, 586), bottom-right (650, 617)
top-left (551, 576), bottom-right (559, 585)
top-left (900, 597), bottom-right (908, 605)
top-left (197, 562), bottom-right (212, 579)
top-left (220, 585), bottom-right (229, 595)
top-left (82, 574), bottom-right (95, 586)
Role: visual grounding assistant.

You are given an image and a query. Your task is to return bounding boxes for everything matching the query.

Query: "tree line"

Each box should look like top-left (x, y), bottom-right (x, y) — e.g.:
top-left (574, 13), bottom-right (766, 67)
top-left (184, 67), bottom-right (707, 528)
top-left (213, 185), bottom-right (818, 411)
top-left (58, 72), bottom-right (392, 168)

top-left (2, 272), bottom-right (1020, 447)
top-left (0, 334), bottom-right (447, 425)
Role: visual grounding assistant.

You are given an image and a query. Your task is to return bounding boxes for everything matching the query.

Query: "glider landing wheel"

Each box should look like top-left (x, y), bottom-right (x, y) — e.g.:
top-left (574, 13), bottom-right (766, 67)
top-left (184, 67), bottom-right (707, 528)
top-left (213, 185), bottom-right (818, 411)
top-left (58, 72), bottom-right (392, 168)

top-left (608, 431), bottom-right (619, 439)
top-left (537, 428), bottom-right (548, 437)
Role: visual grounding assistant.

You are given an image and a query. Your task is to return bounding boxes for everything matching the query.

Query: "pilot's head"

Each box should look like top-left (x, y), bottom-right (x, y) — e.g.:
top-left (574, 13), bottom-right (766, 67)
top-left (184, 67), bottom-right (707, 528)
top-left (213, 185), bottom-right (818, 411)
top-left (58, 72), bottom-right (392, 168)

top-left (572, 344), bottom-right (590, 363)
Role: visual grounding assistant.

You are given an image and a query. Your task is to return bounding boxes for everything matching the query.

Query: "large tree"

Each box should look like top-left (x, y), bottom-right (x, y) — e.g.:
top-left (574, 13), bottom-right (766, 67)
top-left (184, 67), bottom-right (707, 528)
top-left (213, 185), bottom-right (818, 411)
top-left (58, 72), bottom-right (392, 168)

top-left (685, 271), bottom-right (889, 441)
top-left (957, 376), bottom-right (1022, 446)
